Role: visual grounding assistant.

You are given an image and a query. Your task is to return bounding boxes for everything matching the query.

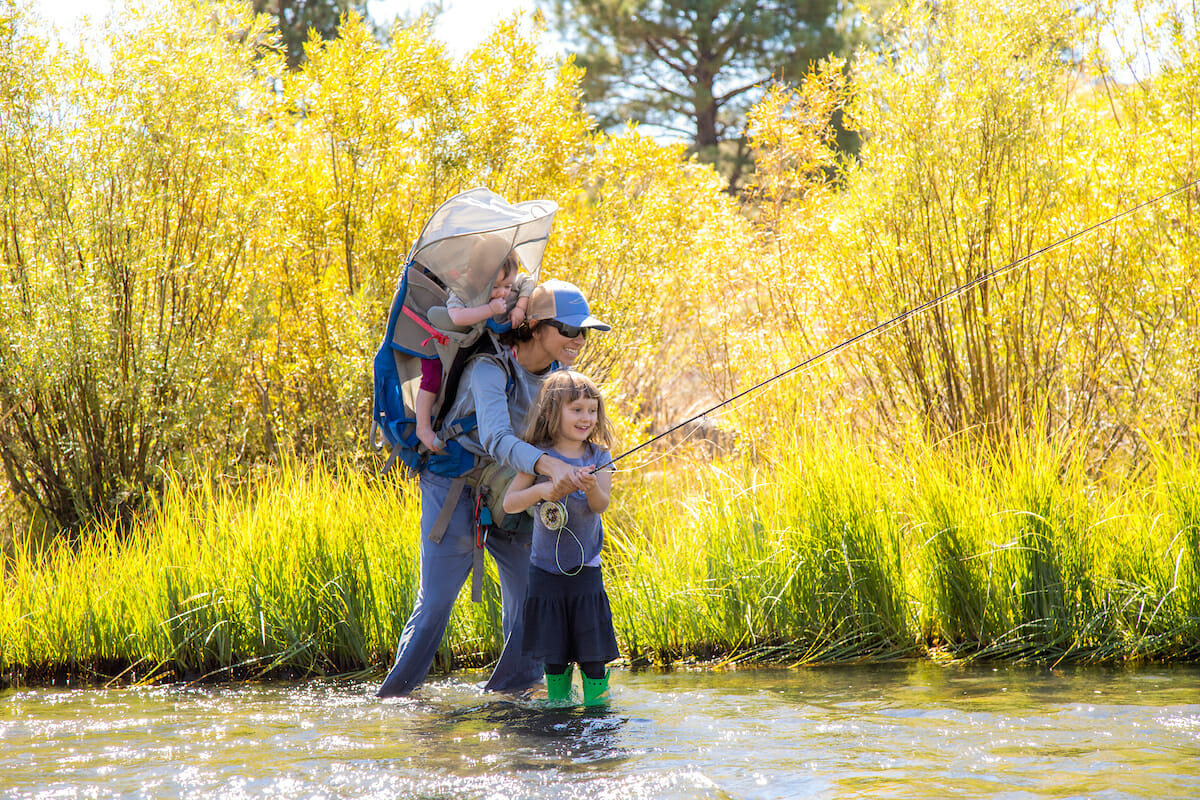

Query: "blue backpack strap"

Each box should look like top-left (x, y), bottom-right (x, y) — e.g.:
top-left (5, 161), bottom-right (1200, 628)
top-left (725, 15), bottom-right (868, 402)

top-left (372, 266), bottom-right (423, 471)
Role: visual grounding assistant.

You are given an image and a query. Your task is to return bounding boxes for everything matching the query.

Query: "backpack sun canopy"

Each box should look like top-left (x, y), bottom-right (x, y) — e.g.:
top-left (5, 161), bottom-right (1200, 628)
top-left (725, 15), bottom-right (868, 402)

top-left (407, 187), bottom-right (558, 307)
top-left (370, 187), bottom-right (559, 480)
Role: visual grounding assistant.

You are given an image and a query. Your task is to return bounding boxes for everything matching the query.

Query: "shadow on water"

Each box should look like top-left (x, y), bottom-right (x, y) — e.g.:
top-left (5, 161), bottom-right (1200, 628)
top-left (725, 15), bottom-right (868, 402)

top-left (436, 699), bottom-right (632, 768)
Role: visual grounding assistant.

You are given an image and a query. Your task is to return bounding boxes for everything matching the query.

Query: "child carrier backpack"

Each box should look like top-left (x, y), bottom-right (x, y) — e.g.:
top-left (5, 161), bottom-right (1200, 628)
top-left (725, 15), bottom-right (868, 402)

top-left (370, 187), bottom-right (558, 481)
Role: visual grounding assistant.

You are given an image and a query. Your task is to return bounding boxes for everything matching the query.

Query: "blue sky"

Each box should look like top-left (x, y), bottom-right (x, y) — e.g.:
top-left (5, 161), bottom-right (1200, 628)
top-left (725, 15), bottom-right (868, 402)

top-left (33, 0), bottom-right (1169, 84)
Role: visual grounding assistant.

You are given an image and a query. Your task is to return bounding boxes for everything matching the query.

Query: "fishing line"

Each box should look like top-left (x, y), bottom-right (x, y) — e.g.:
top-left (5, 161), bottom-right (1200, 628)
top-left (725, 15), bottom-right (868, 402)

top-left (599, 416), bottom-right (717, 476)
top-left (537, 500), bottom-right (586, 575)
top-left (599, 177), bottom-right (1200, 471)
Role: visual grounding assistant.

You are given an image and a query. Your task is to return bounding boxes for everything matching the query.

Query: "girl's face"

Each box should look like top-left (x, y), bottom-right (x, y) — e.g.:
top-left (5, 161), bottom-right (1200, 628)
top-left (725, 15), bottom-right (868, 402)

top-left (557, 395), bottom-right (599, 446)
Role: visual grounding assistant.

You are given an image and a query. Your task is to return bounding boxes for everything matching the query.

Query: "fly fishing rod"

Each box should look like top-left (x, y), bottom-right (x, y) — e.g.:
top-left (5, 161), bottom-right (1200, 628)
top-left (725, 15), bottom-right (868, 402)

top-left (597, 177), bottom-right (1199, 472)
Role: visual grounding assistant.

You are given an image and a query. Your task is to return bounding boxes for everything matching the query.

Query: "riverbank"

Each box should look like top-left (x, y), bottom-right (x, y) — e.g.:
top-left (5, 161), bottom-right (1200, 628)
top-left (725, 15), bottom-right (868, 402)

top-left (3, 433), bottom-right (1198, 689)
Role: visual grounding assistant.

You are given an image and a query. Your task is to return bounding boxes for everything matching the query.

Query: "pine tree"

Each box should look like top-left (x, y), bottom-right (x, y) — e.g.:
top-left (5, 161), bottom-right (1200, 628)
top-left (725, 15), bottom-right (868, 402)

top-left (543, 0), bottom-right (849, 191)
top-left (251, 0), bottom-right (372, 69)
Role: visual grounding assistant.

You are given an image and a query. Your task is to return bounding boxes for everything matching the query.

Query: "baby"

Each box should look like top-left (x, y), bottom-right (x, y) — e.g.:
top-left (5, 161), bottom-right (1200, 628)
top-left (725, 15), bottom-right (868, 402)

top-left (415, 255), bottom-right (531, 452)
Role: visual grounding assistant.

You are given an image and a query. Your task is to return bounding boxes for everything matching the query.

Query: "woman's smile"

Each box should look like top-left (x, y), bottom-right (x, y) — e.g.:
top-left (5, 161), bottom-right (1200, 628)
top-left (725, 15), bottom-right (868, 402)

top-left (540, 323), bottom-right (586, 366)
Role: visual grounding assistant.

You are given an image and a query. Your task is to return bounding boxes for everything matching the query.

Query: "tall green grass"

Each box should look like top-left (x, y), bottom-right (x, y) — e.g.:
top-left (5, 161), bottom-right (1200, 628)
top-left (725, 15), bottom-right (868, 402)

top-left (1, 459), bottom-right (503, 684)
top-left (3, 436), bottom-right (1198, 686)
top-left (904, 432), bottom-right (1200, 663)
top-left (608, 438), bottom-right (912, 666)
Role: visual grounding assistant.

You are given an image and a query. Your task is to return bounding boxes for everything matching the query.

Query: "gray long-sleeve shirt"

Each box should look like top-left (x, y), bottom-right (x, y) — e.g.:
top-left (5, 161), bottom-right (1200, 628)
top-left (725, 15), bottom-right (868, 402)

top-left (441, 340), bottom-right (554, 475)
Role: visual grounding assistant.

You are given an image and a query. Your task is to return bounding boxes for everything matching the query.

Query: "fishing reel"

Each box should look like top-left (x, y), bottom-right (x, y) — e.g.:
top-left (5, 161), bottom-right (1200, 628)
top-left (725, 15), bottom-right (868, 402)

top-left (538, 500), bottom-right (568, 531)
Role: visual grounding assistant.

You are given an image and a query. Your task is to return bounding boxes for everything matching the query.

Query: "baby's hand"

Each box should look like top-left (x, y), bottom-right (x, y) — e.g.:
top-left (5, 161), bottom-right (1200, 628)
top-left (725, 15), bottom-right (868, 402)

top-left (509, 306), bottom-right (525, 327)
top-left (417, 428), bottom-right (445, 453)
top-left (488, 296), bottom-right (507, 315)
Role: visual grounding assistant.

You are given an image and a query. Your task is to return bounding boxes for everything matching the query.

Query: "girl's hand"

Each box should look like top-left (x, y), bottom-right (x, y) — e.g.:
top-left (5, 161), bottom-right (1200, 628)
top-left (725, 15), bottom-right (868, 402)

top-left (576, 467), bottom-right (598, 492)
top-left (582, 464), bottom-right (611, 514)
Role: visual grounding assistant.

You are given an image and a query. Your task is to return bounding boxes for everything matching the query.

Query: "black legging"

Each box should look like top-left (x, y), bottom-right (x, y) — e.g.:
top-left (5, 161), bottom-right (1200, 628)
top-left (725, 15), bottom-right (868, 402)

top-left (546, 661), bottom-right (606, 680)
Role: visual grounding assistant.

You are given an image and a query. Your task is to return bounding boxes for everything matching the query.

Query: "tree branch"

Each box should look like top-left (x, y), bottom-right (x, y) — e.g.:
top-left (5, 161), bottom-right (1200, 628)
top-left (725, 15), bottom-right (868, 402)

top-left (715, 75), bottom-right (772, 105)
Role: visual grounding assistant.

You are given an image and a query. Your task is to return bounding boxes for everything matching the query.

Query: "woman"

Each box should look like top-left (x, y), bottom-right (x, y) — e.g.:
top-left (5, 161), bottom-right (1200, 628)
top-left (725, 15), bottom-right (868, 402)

top-left (377, 279), bottom-right (610, 698)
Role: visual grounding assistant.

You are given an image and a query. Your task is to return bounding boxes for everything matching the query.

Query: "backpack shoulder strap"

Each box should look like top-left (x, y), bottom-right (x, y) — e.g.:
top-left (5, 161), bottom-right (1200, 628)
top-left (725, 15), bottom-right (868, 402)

top-left (474, 349), bottom-right (518, 397)
top-left (425, 354), bottom-right (519, 554)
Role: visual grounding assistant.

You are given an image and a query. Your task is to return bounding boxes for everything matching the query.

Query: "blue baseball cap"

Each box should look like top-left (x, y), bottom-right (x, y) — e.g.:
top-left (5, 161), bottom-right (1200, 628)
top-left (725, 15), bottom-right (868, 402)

top-left (527, 279), bottom-right (611, 331)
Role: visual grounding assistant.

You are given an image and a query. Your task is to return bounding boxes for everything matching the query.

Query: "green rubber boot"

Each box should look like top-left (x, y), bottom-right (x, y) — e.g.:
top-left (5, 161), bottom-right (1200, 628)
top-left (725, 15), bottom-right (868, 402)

top-left (544, 666), bottom-right (575, 704)
top-left (581, 669), bottom-right (611, 707)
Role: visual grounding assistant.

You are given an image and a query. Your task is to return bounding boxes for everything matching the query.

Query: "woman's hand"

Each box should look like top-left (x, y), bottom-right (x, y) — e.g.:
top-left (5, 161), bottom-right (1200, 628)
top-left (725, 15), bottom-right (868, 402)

top-left (534, 454), bottom-right (587, 500)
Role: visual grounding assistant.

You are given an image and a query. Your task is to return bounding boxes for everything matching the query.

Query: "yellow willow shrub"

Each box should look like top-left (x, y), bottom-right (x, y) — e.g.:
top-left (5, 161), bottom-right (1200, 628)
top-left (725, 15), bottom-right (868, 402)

top-left (1078, 3), bottom-right (1200, 457)
top-left (245, 16), bottom-right (459, 458)
top-left (247, 12), bottom-right (595, 458)
top-left (457, 15), bottom-right (593, 201)
top-left (748, 61), bottom-right (847, 271)
top-left (741, 61), bottom-right (869, 437)
top-left (841, 0), bottom-right (1090, 436)
top-left (0, 2), bottom-right (278, 531)
top-left (747, 62), bottom-right (847, 349)
top-left (751, 0), bottom-right (1199, 462)
top-left (549, 128), bottom-right (762, 438)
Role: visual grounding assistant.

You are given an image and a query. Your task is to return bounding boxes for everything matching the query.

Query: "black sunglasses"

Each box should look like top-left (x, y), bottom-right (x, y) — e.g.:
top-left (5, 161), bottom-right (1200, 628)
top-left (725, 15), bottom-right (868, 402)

top-left (542, 319), bottom-right (588, 339)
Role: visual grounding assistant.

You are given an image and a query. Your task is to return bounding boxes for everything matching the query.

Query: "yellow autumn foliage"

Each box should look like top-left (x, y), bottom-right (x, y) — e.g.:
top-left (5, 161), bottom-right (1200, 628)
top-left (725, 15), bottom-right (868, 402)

top-left (747, 0), bottom-right (1199, 463)
top-left (1, 0), bottom-right (1197, 534)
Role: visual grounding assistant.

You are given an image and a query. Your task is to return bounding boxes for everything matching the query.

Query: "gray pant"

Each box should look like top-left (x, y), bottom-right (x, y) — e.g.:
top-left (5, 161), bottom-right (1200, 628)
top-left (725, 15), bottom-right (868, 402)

top-left (376, 472), bottom-right (542, 697)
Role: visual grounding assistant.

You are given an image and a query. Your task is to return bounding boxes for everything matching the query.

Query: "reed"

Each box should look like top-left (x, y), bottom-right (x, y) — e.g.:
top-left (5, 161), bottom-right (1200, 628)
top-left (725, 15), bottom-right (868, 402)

top-left (607, 435), bottom-right (913, 666)
top-left (2, 459), bottom-right (467, 683)
top-left (902, 430), bottom-right (1200, 663)
top-left (2, 437), bottom-right (1197, 686)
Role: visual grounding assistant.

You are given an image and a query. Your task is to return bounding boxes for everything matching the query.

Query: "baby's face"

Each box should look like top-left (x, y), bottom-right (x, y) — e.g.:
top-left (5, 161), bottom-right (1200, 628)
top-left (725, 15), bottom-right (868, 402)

top-left (490, 273), bottom-right (515, 300)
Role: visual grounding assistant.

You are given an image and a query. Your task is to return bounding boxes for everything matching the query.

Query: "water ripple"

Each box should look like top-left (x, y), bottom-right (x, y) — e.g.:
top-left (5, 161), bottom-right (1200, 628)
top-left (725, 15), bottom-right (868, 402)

top-left (2, 663), bottom-right (1199, 798)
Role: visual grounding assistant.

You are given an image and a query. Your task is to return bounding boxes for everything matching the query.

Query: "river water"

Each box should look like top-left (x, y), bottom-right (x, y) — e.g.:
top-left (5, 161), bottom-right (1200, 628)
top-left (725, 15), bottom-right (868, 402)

top-left (2, 662), bottom-right (1198, 799)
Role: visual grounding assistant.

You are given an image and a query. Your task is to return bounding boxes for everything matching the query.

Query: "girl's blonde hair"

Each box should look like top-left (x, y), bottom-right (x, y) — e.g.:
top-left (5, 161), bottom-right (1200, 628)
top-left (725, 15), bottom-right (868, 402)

top-left (524, 370), bottom-right (615, 451)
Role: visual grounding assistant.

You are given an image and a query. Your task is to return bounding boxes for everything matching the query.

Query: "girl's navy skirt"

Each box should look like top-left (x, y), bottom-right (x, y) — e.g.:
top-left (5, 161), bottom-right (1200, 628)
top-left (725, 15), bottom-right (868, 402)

top-left (521, 565), bottom-right (620, 665)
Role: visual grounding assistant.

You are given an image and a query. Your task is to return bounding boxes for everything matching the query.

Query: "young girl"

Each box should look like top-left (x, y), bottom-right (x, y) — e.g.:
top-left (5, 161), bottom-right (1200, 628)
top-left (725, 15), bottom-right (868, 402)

top-left (503, 370), bottom-right (619, 706)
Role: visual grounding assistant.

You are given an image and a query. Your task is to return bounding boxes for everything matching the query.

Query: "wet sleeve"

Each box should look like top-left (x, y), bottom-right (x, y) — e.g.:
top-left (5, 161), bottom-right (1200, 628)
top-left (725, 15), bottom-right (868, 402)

top-left (471, 359), bottom-right (544, 475)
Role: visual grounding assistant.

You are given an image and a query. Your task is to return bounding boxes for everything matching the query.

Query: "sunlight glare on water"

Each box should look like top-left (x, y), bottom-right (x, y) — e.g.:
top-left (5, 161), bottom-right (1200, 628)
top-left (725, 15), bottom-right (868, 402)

top-left (2, 663), bottom-right (1199, 799)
